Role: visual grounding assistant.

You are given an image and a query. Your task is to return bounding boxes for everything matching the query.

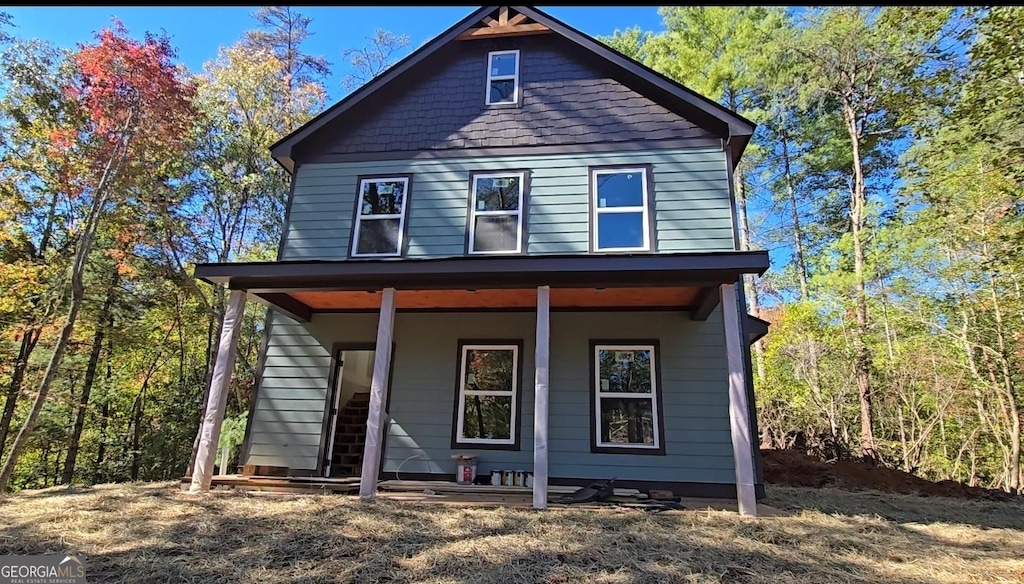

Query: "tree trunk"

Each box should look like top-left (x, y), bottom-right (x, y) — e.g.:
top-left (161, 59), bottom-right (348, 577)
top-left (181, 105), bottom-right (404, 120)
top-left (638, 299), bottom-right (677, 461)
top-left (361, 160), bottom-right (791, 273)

top-left (0, 182), bottom-right (67, 456)
top-left (987, 270), bottom-right (1021, 492)
top-left (61, 268), bottom-right (119, 485)
top-left (130, 384), bottom-right (146, 481)
top-left (0, 117), bottom-right (131, 493)
top-left (733, 162), bottom-right (765, 382)
top-left (842, 102), bottom-right (877, 462)
top-left (781, 132), bottom-right (810, 301)
top-left (0, 329), bottom-right (40, 455)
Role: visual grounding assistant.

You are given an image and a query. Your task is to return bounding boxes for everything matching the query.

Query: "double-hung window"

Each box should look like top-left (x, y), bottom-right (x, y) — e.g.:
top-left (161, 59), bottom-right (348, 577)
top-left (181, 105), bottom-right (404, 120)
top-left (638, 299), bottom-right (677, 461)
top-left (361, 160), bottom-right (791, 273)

top-left (592, 342), bottom-right (663, 453)
top-left (454, 342), bottom-right (521, 448)
top-left (351, 176), bottom-right (410, 257)
top-left (486, 50), bottom-right (520, 105)
top-left (591, 166), bottom-right (652, 252)
top-left (468, 172), bottom-right (525, 254)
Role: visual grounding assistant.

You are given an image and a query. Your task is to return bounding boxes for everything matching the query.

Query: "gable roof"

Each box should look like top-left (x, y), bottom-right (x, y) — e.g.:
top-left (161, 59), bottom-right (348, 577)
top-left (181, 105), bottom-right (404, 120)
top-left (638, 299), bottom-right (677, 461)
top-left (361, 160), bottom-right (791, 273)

top-left (270, 5), bottom-right (757, 173)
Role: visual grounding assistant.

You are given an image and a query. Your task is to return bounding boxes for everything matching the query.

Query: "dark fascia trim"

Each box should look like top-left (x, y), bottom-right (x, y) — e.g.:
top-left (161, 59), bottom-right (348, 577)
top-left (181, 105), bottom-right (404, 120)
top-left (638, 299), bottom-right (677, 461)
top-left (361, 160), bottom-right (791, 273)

top-left (303, 138), bottom-right (724, 165)
top-left (746, 314), bottom-right (770, 344)
top-left (251, 292), bottom-right (313, 322)
top-left (271, 5), bottom-right (755, 170)
top-left (690, 287), bottom-right (721, 321)
top-left (316, 306), bottom-right (693, 315)
top-left (269, 5), bottom-right (494, 171)
top-left (347, 174), bottom-right (415, 260)
top-left (372, 472), bottom-right (765, 500)
top-left (587, 163), bottom-right (656, 255)
top-left (450, 339), bottom-right (525, 452)
top-left (464, 169), bottom-right (532, 256)
top-left (588, 339), bottom-right (667, 456)
top-left (196, 250), bottom-right (770, 290)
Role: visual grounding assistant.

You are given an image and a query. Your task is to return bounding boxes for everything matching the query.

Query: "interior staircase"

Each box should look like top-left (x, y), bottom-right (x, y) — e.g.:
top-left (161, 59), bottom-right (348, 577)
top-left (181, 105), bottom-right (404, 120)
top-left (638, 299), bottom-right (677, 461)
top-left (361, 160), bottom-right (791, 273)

top-left (330, 392), bottom-right (370, 477)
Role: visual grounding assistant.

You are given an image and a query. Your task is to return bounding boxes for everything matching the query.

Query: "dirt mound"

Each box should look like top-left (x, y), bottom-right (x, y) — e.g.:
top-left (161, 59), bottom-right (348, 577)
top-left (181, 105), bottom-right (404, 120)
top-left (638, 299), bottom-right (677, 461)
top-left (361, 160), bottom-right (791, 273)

top-left (762, 449), bottom-right (1019, 501)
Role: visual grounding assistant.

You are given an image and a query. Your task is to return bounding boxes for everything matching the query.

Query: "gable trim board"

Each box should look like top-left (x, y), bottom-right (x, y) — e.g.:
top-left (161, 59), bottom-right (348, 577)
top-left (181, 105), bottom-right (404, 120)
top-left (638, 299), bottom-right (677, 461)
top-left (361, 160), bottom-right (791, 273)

top-left (303, 138), bottom-right (727, 165)
top-left (269, 6), bottom-right (755, 173)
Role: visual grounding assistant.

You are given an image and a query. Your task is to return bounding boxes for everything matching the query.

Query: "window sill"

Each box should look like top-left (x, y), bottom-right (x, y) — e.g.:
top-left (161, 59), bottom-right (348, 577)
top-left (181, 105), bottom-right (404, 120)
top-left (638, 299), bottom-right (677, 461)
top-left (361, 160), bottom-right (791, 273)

top-left (591, 444), bottom-right (666, 456)
top-left (451, 440), bottom-right (521, 452)
top-left (484, 101), bottom-right (521, 109)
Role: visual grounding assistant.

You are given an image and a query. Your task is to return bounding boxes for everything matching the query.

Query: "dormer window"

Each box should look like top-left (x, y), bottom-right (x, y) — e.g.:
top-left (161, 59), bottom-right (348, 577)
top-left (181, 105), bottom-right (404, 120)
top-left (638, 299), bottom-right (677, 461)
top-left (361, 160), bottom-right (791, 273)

top-left (486, 50), bottom-right (520, 105)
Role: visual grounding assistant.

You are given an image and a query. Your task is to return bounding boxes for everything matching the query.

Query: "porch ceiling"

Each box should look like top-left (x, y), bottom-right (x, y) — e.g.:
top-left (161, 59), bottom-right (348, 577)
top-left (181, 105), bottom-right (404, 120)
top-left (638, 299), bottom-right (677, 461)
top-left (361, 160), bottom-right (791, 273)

top-left (195, 251), bottom-right (769, 322)
top-left (287, 286), bottom-right (701, 311)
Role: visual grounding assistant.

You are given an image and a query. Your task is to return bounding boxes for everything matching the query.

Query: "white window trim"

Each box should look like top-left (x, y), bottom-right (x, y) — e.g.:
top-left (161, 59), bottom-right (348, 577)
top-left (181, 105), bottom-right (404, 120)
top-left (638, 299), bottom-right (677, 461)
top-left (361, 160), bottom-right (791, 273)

top-left (594, 343), bottom-right (660, 449)
top-left (591, 167), bottom-right (651, 252)
top-left (351, 176), bottom-right (410, 258)
top-left (456, 344), bottom-right (519, 445)
top-left (485, 49), bottom-right (520, 106)
top-left (468, 171), bottom-right (525, 255)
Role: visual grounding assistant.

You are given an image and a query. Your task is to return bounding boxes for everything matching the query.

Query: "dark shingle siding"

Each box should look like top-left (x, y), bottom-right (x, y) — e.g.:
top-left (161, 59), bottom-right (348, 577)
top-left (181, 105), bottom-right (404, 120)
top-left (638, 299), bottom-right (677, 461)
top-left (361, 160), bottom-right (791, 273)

top-left (301, 35), bottom-right (711, 158)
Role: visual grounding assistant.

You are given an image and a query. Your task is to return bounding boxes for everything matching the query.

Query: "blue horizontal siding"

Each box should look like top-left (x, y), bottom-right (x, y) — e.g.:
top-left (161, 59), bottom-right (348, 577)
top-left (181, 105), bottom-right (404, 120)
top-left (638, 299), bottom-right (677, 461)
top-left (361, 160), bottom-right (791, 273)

top-left (281, 146), bottom-right (735, 260)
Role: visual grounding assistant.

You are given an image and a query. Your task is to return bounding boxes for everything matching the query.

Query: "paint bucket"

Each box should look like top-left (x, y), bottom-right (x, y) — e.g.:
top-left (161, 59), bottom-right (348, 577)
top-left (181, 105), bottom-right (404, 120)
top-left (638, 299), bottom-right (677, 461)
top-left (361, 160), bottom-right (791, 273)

top-left (514, 470), bottom-right (525, 487)
top-left (502, 470), bottom-right (514, 486)
top-left (490, 470), bottom-right (502, 486)
top-left (454, 455), bottom-right (477, 485)
top-left (525, 472), bottom-right (534, 488)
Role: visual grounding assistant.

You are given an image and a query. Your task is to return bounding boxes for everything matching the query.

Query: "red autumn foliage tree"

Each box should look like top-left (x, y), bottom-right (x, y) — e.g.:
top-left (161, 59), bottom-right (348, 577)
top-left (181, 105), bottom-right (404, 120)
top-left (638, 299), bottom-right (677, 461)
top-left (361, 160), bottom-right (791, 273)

top-left (0, 20), bottom-right (196, 492)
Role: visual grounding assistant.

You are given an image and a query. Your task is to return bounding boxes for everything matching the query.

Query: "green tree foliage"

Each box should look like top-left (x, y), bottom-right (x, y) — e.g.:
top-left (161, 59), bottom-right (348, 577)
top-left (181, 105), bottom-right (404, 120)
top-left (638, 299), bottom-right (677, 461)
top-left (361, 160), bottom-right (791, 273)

top-left (1, 6), bottom-right (1022, 495)
top-left (600, 7), bottom-right (1022, 491)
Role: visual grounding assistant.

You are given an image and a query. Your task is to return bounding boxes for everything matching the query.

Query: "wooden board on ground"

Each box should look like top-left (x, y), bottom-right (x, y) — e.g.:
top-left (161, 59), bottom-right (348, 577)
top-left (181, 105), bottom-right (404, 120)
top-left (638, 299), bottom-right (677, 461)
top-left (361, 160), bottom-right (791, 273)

top-left (377, 480), bottom-right (580, 495)
top-left (240, 464), bottom-right (289, 477)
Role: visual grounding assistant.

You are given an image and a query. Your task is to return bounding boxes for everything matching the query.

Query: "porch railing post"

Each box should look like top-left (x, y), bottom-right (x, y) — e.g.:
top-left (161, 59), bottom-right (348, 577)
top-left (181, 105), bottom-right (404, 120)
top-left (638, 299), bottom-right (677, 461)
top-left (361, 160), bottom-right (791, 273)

top-left (533, 285), bottom-right (550, 509)
top-left (360, 287), bottom-right (396, 499)
top-left (720, 282), bottom-right (758, 517)
top-left (190, 289), bottom-right (247, 493)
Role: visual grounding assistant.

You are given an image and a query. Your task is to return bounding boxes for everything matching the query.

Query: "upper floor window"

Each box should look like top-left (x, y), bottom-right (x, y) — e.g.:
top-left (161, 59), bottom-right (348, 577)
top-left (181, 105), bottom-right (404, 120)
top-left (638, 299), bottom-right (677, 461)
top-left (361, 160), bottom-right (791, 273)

top-left (591, 166), bottom-right (652, 252)
top-left (486, 50), bottom-right (520, 105)
top-left (468, 172), bottom-right (525, 254)
top-left (351, 176), bottom-right (410, 258)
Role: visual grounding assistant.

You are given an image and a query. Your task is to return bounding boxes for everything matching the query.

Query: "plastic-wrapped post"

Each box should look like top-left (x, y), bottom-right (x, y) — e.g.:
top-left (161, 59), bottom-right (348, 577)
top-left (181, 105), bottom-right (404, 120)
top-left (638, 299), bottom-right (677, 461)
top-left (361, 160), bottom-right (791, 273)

top-left (533, 285), bottom-right (550, 509)
top-left (720, 282), bottom-right (758, 517)
top-left (190, 289), bottom-right (246, 493)
top-left (359, 287), bottom-right (396, 499)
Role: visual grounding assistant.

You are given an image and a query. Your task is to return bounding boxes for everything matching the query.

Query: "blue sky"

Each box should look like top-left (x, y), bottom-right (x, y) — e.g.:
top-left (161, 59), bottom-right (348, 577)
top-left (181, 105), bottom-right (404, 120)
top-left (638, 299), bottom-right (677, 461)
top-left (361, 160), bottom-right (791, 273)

top-left (3, 6), bottom-right (665, 102)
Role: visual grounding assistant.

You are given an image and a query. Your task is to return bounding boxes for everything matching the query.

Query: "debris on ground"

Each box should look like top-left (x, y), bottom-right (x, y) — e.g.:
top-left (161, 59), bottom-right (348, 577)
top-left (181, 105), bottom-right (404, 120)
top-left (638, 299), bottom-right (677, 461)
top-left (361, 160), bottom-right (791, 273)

top-left (762, 448), bottom-right (1019, 501)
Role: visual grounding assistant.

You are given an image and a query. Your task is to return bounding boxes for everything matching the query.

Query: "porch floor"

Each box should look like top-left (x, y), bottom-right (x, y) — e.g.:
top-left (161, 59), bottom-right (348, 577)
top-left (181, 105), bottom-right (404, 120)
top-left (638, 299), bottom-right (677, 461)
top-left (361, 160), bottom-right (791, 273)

top-left (185, 476), bottom-right (783, 514)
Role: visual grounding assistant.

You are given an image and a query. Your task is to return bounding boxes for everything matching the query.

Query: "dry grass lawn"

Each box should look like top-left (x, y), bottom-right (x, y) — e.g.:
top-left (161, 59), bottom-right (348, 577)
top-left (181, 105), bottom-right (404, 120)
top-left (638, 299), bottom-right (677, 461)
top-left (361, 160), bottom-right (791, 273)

top-left (1, 482), bottom-right (1022, 583)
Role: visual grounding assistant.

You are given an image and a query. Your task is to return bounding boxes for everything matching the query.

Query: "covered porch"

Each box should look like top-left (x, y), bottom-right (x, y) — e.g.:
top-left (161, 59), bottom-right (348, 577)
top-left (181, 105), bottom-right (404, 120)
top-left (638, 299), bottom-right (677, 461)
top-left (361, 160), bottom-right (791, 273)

top-left (188, 251), bottom-right (768, 515)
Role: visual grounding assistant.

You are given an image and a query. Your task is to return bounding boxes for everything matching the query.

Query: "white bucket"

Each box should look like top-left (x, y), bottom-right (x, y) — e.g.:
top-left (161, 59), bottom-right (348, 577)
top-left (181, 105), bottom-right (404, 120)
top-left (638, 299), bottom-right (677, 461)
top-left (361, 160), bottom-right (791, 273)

top-left (456, 461), bottom-right (477, 485)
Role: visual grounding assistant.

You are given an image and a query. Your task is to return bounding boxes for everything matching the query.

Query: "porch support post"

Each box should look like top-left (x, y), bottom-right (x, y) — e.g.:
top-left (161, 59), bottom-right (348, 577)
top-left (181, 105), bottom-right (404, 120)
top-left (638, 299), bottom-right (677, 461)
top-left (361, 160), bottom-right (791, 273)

top-left (533, 285), bottom-right (550, 509)
top-left (720, 282), bottom-right (757, 517)
top-left (189, 289), bottom-right (246, 493)
top-left (359, 287), bottom-right (396, 499)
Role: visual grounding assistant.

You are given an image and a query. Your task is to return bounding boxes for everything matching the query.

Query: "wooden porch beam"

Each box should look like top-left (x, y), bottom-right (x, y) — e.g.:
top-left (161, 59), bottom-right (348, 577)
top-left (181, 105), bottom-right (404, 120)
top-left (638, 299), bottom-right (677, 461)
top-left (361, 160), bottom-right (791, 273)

top-left (455, 23), bottom-right (551, 40)
top-left (359, 287), bottom-right (396, 499)
top-left (720, 283), bottom-right (757, 517)
top-left (533, 285), bottom-right (550, 509)
top-left (690, 286), bottom-right (720, 321)
top-left (189, 289), bottom-right (247, 493)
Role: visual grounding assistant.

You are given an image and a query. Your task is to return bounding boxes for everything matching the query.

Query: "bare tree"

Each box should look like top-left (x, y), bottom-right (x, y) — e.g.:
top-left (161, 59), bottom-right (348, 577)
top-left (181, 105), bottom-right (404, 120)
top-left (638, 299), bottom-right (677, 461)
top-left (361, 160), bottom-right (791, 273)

top-left (341, 29), bottom-right (410, 91)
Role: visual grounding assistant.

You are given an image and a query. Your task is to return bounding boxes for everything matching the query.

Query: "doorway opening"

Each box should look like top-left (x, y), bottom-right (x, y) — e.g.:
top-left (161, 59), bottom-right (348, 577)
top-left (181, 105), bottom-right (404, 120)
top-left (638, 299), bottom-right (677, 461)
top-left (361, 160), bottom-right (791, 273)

top-left (325, 346), bottom-right (376, 478)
